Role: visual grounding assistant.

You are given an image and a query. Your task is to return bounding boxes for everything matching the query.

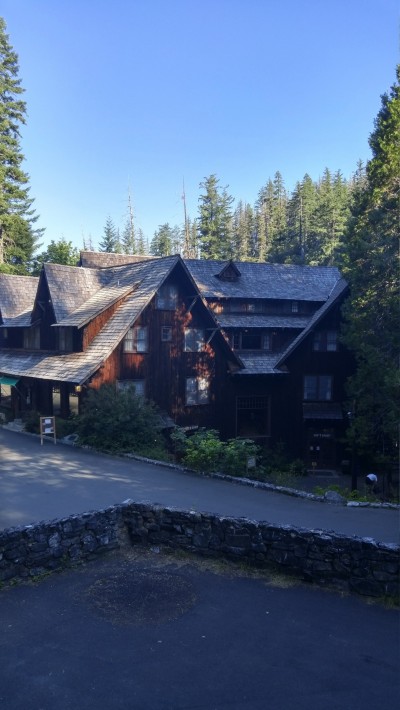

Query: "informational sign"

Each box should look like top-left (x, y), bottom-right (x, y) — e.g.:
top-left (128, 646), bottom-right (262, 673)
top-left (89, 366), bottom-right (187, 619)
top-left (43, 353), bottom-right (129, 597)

top-left (40, 416), bottom-right (56, 445)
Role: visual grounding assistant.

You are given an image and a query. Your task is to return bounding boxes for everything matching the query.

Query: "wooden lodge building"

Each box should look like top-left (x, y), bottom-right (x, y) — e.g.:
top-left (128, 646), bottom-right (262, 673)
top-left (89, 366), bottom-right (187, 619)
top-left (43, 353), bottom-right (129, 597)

top-left (0, 252), bottom-right (352, 470)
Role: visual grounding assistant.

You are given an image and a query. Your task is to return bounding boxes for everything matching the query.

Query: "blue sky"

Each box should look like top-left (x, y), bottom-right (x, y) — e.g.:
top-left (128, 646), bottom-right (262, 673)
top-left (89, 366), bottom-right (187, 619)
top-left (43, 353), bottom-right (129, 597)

top-left (2, 0), bottom-right (399, 251)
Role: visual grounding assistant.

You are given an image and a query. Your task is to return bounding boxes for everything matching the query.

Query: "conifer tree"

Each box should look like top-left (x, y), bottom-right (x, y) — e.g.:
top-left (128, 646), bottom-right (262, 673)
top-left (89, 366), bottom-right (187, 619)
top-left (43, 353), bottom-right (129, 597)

top-left (341, 66), bottom-right (400, 468)
top-left (121, 218), bottom-right (136, 254)
top-left (197, 174), bottom-right (234, 259)
top-left (99, 217), bottom-right (118, 252)
top-left (150, 223), bottom-right (174, 256)
top-left (0, 17), bottom-right (42, 272)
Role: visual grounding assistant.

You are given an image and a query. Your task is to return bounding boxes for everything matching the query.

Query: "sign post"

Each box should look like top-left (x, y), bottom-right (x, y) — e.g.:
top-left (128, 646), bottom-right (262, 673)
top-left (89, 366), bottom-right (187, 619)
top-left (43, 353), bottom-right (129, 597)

top-left (40, 416), bottom-right (56, 445)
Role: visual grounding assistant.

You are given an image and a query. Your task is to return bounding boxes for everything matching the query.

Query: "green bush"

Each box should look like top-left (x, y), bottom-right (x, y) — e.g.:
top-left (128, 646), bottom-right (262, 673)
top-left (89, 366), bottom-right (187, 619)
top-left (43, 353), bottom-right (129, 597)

top-left (75, 384), bottom-right (169, 457)
top-left (222, 438), bottom-right (260, 477)
top-left (171, 428), bottom-right (261, 476)
top-left (183, 429), bottom-right (224, 472)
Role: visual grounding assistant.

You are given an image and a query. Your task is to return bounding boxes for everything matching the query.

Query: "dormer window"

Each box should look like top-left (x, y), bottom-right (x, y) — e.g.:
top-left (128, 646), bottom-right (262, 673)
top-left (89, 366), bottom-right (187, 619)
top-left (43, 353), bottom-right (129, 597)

top-left (216, 260), bottom-right (241, 282)
top-left (58, 328), bottom-right (73, 352)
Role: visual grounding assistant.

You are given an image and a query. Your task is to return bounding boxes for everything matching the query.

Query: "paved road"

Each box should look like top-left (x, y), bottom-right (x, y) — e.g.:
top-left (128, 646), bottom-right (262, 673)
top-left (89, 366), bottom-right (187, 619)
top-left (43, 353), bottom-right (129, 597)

top-left (0, 428), bottom-right (399, 543)
top-left (0, 550), bottom-right (399, 710)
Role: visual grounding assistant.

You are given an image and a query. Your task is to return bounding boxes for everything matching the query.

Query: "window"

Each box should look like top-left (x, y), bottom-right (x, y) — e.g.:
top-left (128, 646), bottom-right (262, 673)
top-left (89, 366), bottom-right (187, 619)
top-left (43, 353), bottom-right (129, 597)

top-left (161, 326), bottom-right (172, 342)
top-left (123, 326), bottom-right (148, 353)
top-left (291, 301), bottom-right (299, 313)
top-left (23, 327), bottom-right (40, 349)
top-left (313, 330), bottom-right (338, 352)
top-left (184, 328), bottom-right (205, 352)
top-left (156, 284), bottom-right (178, 310)
top-left (231, 331), bottom-right (271, 351)
top-left (58, 328), bottom-right (73, 352)
top-left (185, 377), bottom-right (209, 405)
top-left (304, 375), bottom-right (333, 401)
top-left (116, 379), bottom-right (145, 397)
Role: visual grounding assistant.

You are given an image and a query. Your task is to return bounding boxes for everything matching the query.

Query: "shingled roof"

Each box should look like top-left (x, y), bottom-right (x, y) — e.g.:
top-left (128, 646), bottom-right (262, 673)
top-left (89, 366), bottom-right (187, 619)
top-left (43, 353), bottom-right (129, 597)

top-left (0, 273), bottom-right (39, 327)
top-left (0, 255), bottom-right (243, 384)
top-left (79, 251), bottom-right (155, 269)
top-left (185, 259), bottom-right (342, 302)
top-left (275, 278), bottom-right (349, 368)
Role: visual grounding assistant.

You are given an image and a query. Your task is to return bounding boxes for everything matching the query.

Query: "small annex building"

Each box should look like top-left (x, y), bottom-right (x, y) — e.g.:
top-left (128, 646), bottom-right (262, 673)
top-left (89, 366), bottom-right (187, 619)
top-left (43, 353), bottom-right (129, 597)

top-left (0, 252), bottom-right (352, 470)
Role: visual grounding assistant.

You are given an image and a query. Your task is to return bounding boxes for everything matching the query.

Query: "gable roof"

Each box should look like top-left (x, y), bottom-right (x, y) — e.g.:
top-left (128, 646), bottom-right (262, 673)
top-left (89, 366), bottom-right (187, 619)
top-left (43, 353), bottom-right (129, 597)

top-left (0, 255), bottom-right (242, 384)
top-left (0, 273), bottom-right (39, 327)
top-left (275, 278), bottom-right (349, 368)
top-left (42, 263), bottom-right (111, 322)
top-left (185, 259), bottom-right (342, 301)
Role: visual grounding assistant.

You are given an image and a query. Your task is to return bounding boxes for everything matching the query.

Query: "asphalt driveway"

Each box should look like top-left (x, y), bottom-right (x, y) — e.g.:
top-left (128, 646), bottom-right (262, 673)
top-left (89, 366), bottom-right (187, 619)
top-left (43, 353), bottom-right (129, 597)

top-left (0, 428), bottom-right (399, 543)
top-left (0, 549), bottom-right (398, 710)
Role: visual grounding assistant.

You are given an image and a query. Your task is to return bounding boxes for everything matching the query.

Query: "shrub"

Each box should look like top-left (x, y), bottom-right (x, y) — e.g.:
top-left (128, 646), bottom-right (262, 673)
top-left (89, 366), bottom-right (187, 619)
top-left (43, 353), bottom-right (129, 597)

top-left (183, 429), bottom-right (224, 472)
top-left (75, 384), bottom-right (168, 456)
top-left (172, 428), bottom-right (261, 476)
top-left (222, 438), bottom-right (260, 477)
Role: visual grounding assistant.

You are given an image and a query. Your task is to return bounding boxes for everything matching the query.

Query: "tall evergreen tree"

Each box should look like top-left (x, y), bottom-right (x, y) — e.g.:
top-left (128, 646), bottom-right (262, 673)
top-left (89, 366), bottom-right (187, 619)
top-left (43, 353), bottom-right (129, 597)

top-left (121, 218), bottom-right (136, 254)
top-left (0, 17), bottom-right (42, 272)
top-left (341, 66), bottom-right (400, 469)
top-left (99, 217), bottom-right (118, 252)
top-left (197, 174), bottom-right (234, 259)
top-left (135, 227), bottom-right (147, 255)
top-left (150, 223), bottom-right (174, 256)
top-left (286, 174), bottom-right (319, 263)
top-left (231, 201), bottom-right (255, 260)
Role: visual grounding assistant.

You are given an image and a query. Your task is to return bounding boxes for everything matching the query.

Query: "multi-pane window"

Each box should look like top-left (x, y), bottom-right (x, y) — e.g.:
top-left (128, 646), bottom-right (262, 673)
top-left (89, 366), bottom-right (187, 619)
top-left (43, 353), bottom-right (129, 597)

top-left (304, 375), bottom-right (333, 401)
top-left (291, 301), bottom-right (299, 313)
top-left (156, 284), bottom-right (178, 310)
top-left (185, 377), bottom-right (209, 405)
top-left (116, 379), bottom-right (145, 397)
top-left (23, 327), bottom-right (40, 349)
top-left (123, 326), bottom-right (148, 353)
top-left (313, 330), bottom-right (338, 352)
top-left (161, 326), bottom-right (172, 342)
top-left (184, 328), bottom-right (205, 352)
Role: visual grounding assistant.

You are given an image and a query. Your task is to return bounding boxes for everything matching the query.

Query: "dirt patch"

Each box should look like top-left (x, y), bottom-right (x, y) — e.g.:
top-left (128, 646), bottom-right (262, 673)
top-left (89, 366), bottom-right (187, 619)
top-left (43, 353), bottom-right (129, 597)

top-left (85, 562), bottom-right (196, 626)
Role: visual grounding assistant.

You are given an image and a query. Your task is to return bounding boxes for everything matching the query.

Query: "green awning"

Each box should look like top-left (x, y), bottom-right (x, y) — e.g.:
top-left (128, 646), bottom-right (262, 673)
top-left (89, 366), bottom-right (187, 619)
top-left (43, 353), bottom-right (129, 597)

top-left (0, 376), bottom-right (20, 386)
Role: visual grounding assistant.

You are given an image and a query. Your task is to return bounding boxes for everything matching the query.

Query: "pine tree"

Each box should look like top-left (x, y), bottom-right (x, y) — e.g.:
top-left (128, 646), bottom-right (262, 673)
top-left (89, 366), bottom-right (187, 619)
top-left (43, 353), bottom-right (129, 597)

top-left (341, 66), bottom-right (400, 469)
top-left (0, 17), bottom-right (42, 272)
top-left (99, 217), bottom-right (118, 252)
top-left (231, 201), bottom-right (255, 260)
top-left (121, 219), bottom-right (136, 254)
top-left (197, 174), bottom-right (234, 260)
top-left (135, 227), bottom-right (147, 255)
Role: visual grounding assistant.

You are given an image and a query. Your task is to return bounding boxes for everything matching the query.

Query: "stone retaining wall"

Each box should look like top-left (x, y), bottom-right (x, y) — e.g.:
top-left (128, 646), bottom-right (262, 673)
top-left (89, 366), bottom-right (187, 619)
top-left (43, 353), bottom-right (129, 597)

top-left (1, 501), bottom-right (398, 599)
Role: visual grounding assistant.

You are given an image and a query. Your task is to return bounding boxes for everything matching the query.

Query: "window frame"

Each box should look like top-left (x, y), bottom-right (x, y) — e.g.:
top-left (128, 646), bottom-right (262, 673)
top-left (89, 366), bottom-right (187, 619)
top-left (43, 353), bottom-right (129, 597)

top-left (303, 375), bottom-right (333, 401)
top-left (185, 376), bottom-right (210, 406)
top-left (184, 328), bottom-right (205, 352)
top-left (123, 325), bottom-right (148, 353)
top-left (161, 326), bottom-right (172, 342)
top-left (156, 283), bottom-right (178, 310)
top-left (312, 330), bottom-right (338, 352)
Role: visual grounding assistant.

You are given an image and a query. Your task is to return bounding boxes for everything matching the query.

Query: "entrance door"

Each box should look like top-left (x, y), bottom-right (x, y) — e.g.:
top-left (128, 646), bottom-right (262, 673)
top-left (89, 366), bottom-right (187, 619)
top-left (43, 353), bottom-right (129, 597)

top-left (307, 428), bottom-right (335, 470)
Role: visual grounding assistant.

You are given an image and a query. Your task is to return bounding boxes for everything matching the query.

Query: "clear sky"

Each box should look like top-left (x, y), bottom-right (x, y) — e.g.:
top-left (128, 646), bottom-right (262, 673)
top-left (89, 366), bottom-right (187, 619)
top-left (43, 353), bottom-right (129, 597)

top-left (2, 0), bottom-right (399, 251)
